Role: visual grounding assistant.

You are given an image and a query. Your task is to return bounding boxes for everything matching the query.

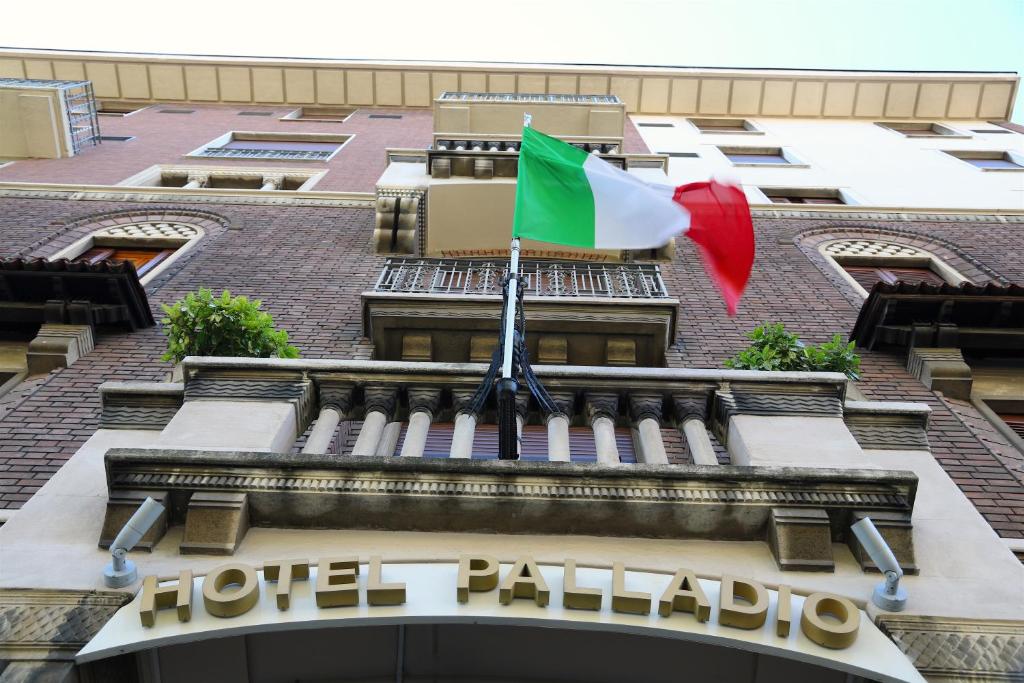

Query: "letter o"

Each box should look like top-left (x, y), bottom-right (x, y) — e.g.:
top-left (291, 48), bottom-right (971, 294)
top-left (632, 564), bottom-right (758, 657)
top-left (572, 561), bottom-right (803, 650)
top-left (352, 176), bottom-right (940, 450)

top-left (800, 592), bottom-right (860, 649)
top-left (202, 563), bottom-right (260, 618)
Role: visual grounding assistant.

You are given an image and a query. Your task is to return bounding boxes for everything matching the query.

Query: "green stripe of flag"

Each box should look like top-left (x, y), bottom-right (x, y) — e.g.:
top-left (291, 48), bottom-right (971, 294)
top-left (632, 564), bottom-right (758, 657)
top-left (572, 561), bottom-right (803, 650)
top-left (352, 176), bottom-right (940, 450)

top-left (512, 126), bottom-right (596, 248)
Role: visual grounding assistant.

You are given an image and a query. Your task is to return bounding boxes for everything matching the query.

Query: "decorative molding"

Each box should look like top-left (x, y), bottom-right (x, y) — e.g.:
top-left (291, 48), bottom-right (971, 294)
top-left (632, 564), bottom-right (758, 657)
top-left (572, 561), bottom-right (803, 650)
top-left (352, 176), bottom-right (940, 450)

top-left (673, 394), bottom-right (711, 423)
top-left (100, 382), bottom-right (184, 430)
top-left (629, 393), bottom-right (664, 423)
top-left (877, 616), bottom-right (1024, 681)
top-left (755, 208), bottom-right (1024, 223)
top-left (0, 183), bottom-right (376, 208)
top-left (183, 372), bottom-right (315, 433)
top-left (363, 387), bottom-right (398, 419)
top-left (0, 589), bottom-right (130, 660)
top-left (585, 392), bottom-right (620, 424)
top-left (407, 387), bottom-right (441, 417)
top-left (104, 449), bottom-right (916, 550)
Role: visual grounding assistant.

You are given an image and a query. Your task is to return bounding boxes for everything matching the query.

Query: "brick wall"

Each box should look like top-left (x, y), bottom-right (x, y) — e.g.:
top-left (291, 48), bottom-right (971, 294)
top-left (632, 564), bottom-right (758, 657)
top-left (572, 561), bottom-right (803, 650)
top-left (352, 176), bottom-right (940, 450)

top-left (0, 106), bottom-right (650, 193)
top-left (0, 196), bottom-right (1021, 537)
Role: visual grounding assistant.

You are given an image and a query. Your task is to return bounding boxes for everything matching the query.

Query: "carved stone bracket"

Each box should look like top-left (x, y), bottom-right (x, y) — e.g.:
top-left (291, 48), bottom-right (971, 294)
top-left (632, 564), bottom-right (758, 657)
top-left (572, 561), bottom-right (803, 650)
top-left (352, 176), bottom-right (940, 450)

top-left (363, 387), bottom-right (398, 419)
top-left (843, 401), bottom-right (930, 451)
top-left (407, 387), bottom-right (441, 418)
top-left (585, 392), bottom-right (619, 424)
top-left (629, 393), bottom-right (664, 424)
top-left (316, 380), bottom-right (355, 416)
top-left (673, 393), bottom-right (710, 424)
top-left (180, 491), bottom-right (250, 556)
top-left (906, 346), bottom-right (973, 400)
top-left (766, 507), bottom-right (835, 572)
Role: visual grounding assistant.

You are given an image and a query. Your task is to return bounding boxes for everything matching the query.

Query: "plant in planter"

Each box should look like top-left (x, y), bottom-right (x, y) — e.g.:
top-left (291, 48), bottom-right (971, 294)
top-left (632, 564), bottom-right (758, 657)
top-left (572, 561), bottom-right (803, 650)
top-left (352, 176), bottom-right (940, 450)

top-left (161, 288), bottom-right (299, 363)
top-left (725, 323), bottom-right (860, 380)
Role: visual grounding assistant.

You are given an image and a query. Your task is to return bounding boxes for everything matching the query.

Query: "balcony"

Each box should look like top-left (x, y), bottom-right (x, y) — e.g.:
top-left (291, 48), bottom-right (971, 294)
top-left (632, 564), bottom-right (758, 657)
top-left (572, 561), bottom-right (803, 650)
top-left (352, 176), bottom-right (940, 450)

top-left (362, 259), bottom-right (678, 366)
top-left (96, 357), bottom-right (924, 573)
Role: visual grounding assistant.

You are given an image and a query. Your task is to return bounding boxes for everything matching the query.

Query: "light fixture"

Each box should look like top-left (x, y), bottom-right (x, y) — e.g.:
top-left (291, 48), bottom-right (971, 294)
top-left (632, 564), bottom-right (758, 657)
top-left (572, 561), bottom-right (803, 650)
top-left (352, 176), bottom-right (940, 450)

top-left (103, 497), bottom-right (165, 588)
top-left (851, 517), bottom-right (907, 611)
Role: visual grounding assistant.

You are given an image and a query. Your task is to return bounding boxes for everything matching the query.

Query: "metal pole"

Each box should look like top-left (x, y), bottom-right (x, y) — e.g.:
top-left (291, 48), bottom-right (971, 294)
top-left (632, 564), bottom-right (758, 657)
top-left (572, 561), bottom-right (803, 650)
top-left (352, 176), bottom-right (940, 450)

top-left (500, 238), bottom-right (520, 379)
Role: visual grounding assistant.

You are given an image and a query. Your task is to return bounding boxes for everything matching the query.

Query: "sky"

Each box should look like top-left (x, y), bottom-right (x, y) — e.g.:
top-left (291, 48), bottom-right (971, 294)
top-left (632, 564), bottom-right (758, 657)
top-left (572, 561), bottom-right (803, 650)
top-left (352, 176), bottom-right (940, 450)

top-left (3, 0), bottom-right (1023, 119)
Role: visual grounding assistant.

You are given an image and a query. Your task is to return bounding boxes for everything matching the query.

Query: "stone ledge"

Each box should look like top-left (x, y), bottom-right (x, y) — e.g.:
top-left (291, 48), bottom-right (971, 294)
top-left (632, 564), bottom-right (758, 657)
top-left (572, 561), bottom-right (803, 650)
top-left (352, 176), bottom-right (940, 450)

top-left (103, 449), bottom-right (917, 563)
top-left (0, 589), bottom-right (130, 661)
top-left (843, 401), bottom-right (931, 451)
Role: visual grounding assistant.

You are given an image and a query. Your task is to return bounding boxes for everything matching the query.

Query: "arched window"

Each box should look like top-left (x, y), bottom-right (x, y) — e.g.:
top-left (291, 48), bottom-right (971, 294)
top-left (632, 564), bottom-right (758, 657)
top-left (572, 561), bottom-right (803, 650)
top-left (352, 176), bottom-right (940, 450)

top-left (48, 221), bottom-right (204, 285)
top-left (820, 238), bottom-right (970, 297)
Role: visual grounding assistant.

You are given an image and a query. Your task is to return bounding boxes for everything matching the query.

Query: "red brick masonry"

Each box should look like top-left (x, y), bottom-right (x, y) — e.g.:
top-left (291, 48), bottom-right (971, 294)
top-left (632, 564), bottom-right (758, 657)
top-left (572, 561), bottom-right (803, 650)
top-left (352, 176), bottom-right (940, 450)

top-left (0, 197), bottom-right (1021, 538)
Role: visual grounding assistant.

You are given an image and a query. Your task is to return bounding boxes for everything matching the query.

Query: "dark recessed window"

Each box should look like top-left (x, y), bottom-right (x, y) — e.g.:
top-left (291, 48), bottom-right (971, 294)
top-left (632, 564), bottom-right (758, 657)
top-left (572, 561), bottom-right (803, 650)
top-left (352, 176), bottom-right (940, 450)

top-left (723, 148), bottom-right (791, 165)
top-left (971, 128), bottom-right (1013, 134)
top-left (841, 264), bottom-right (945, 290)
top-left (100, 136), bottom-right (135, 142)
top-left (74, 246), bottom-right (176, 277)
top-left (194, 132), bottom-right (350, 161)
top-left (690, 118), bottom-right (758, 133)
top-left (763, 189), bottom-right (844, 204)
top-left (637, 122), bottom-right (674, 128)
top-left (157, 109), bottom-right (195, 115)
top-left (944, 150), bottom-right (1024, 170)
top-left (658, 151), bottom-right (699, 158)
top-left (238, 111), bottom-right (274, 116)
top-left (878, 121), bottom-right (960, 137)
top-left (368, 114), bottom-right (403, 120)
top-left (282, 107), bottom-right (356, 122)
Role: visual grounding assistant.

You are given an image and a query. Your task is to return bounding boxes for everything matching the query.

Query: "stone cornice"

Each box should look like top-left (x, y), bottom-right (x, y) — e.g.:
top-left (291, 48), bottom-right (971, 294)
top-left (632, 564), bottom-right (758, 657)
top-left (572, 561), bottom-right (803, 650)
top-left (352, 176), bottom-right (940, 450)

top-left (0, 183), bottom-right (375, 208)
top-left (103, 448), bottom-right (917, 545)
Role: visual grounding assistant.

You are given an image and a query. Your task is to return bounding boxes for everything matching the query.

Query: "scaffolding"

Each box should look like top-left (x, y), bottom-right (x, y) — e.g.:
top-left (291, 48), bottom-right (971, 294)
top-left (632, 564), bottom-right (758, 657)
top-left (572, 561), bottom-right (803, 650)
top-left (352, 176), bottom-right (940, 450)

top-left (0, 78), bottom-right (101, 155)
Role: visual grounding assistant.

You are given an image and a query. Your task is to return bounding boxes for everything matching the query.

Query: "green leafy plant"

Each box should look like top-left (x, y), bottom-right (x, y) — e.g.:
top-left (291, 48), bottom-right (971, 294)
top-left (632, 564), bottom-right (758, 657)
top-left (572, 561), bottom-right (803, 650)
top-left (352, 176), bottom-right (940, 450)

top-left (725, 323), bottom-right (860, 380)
top-left (161, 288), bottom-right (299, 363)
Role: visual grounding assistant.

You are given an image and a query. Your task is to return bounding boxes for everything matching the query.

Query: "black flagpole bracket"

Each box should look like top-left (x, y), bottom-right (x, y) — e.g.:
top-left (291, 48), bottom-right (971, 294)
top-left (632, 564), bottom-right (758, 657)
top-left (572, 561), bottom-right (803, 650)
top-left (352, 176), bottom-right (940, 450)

top-left (469, 269), bottom-right (557, 459)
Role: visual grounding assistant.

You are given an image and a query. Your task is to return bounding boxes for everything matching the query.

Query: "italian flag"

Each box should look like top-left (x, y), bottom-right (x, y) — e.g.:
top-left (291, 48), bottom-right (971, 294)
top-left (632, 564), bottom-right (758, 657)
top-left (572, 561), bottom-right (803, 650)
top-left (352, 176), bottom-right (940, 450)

top-left (512, 126), bottom-right (755, 315)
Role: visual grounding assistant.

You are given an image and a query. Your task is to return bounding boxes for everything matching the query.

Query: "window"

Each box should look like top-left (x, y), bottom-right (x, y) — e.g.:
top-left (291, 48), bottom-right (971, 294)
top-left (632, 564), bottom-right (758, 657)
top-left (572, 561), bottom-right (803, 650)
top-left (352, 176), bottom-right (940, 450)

top-left (821, 239), bottom-right (968, 297)
top-left (877, 121), bottom-right (964, 137)
top-left (97, 102), bottom-right (146, 116)
top-left (238, 111), bottom-right (274, 117)
top-left (368, 114), bottom-right (403, 120)
top-left (944, 150), bottom-right (1024, 171)
top-left (73, 246), bottom-right (175, 277)
top-left (970, 128), bottom-right (1014, 134)
top-left (118, 165), bottom-right (326, 191)
top-left (762, 188), bottom-right (846, 204)
top-left (189, 131), bottom-right (351, 161)
top-left (658, 151), bottom-right (699, 158)
top-left (99, 136), bottom-right (135, 142)
top-left (636, 122), bottom-right (674, 128)
top-left (156, 109), bottom-right (195, 115)
top-left (48, 221), bottom-right (204, 285)
top-left (689, 118), bottom-right (761, 134)
top-left (840, 264), bottom-right (946, 290)
top-left (280, 106), bottom-right (356, 122)
top-left (721, 146), bottom-right (806, 167)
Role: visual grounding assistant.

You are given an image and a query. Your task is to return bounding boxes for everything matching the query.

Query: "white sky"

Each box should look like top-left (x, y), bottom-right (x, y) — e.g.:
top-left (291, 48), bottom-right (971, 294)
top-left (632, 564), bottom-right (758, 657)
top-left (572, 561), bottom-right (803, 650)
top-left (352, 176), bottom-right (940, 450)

top-left (3, 0), bottom-right (1023, 118)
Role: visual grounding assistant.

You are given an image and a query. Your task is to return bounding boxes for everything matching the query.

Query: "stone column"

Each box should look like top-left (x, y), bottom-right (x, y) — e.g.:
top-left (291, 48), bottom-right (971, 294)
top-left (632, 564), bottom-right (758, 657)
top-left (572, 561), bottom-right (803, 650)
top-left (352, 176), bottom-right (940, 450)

top-left (630, 393), bottom-right (668, 464)
top-left (182, 173), bottom-right (209, 190)
top-left (450, 390), bottom-right (479, 459)
top-left (260, 173), bottom-right (285, 191)
top-left (585, 393), bottom-right (620, 465)
top-left (352, 388), bottom-right (396, 456)
top-left (399, 388), bottom-right (440, 458)
top-left (545, 392), bottom-right (574, 462)
top-left (675, 395), bottom-right (717, 465)
top-left (302, 403), bottom-right (346, 454)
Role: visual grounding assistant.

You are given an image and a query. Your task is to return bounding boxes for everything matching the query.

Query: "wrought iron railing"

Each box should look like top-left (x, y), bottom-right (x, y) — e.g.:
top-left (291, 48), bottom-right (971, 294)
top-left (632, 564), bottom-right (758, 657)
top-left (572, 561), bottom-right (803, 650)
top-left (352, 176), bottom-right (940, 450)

top-left (374, 259), bottom-right (669, 299)
top-left (196, 147), bottom-right (333, 161)
top-left (437, 92), bottom-right (622, 105)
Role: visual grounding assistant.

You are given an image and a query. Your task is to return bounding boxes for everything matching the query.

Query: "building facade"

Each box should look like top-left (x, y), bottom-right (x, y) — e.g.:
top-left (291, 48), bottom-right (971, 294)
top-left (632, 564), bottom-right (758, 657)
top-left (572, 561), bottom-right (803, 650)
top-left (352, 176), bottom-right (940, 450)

top-left (0, 48), bottom-right (1022, 682)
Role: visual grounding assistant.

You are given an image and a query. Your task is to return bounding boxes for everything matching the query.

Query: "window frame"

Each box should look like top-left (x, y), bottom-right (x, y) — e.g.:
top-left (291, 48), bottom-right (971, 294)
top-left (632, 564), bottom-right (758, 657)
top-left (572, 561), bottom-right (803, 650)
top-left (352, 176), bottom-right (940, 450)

top-left (972, 398), bottom-right (1024, 456)
top-left (755, 186), bottom-right (860, 205)
top-left (187, 131), bottom-right (353, 162)
top-left (875, 121), bottom-right (970, 138)
top-left (819, 239), bottom-right (970, 298)
top-left (942, 149), bottom-right (1024, 172)
top-left (719, 145), bottom-right (809, 168)
top-left (117, 164), bottom-right (327, 191)
top-left (48, 223), bottom-right (205, 286)
top-left (279, 106), bottom-right (356, 123)
top-left (687, 117), bottom-right (764, 135)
